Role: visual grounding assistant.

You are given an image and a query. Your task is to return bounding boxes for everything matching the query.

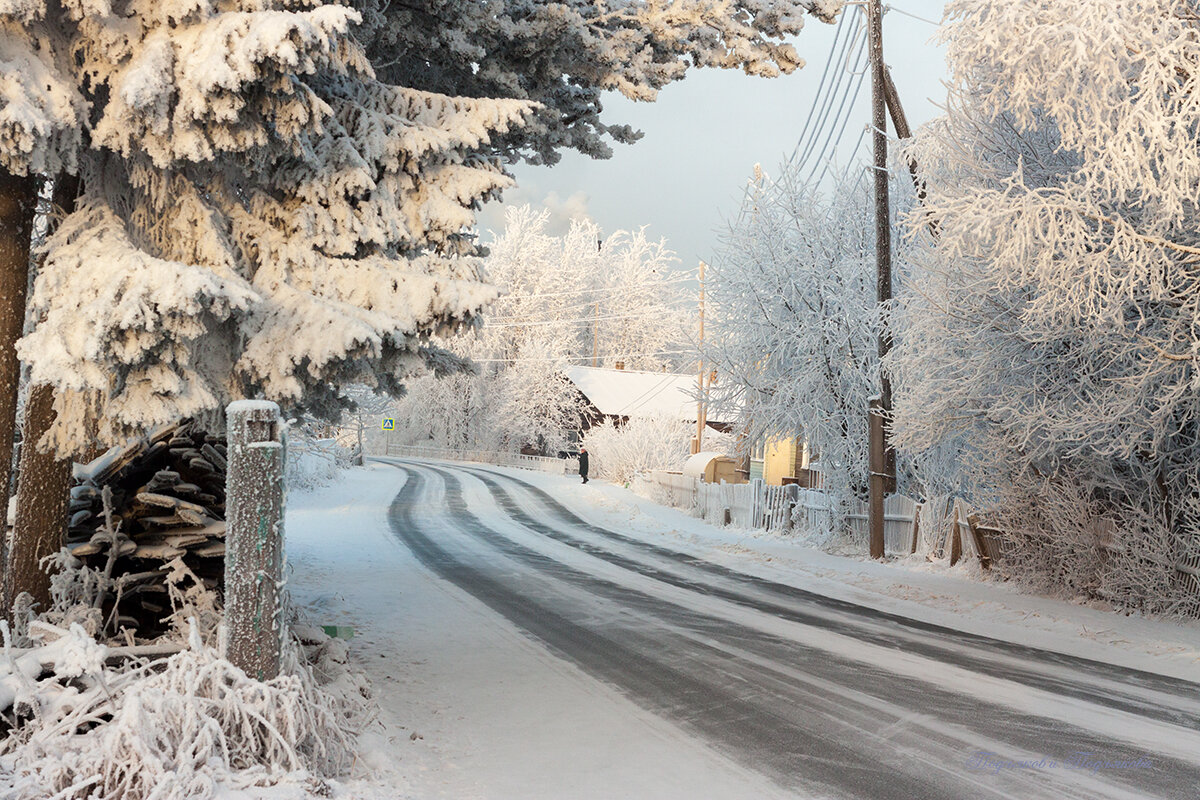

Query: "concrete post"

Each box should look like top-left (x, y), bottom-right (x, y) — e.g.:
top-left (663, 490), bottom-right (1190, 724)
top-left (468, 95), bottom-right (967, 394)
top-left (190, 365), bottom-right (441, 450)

top-left (225, 400), bottom-right (286, 680)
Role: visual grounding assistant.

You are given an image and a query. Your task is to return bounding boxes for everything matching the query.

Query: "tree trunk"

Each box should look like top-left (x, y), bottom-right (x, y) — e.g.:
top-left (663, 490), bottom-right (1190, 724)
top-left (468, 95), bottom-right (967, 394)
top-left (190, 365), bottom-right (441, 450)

top-left (9, 384), bottom-right (71, 611)
top-left (0, 168), bottom-right (39, 618)
top-left (8, 175), bottom-right (81, 614)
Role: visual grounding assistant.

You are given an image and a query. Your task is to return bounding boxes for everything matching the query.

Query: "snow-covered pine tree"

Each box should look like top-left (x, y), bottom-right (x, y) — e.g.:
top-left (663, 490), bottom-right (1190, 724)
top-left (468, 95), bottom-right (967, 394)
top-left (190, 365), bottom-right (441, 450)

top-left (355, 0), bottom-right (845, 164)
top-left (889, 0), bottom-right (1200, 614)
top-left (2, 0), bottom-right (534, 455)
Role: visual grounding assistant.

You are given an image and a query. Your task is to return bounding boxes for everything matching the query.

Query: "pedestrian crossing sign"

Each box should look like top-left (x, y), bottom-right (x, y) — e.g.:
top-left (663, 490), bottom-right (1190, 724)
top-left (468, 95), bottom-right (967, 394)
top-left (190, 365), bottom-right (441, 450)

top-left (382, 418), bottom-right (395, 431)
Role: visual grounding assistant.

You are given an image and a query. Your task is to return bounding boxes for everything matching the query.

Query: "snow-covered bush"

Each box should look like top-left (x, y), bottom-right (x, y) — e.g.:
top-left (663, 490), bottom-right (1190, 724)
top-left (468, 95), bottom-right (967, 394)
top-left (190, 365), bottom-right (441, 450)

top-left (889, 0), bottom-right (1200, 614)
top-left (582, 414), bottom-right (694, 484)
top-left (286, 437), bottom-right (353, 493)
top-left (0, 620), bottom-right (367, 800)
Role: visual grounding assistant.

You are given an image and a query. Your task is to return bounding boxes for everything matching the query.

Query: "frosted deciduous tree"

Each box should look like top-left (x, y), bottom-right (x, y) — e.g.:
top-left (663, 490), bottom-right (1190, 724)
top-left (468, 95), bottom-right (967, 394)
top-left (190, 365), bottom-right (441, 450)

top-left (889, 0), bottom-right (1200, 614)
top-left (396, 206), bottom-right (691, 454)
top-left (702, 164), bottom-right (886, 504)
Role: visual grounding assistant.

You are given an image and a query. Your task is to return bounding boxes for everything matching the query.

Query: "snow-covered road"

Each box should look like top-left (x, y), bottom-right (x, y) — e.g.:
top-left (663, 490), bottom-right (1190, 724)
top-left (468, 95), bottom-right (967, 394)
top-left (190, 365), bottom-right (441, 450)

top-left (287, 461), bottom-right (1200, 799)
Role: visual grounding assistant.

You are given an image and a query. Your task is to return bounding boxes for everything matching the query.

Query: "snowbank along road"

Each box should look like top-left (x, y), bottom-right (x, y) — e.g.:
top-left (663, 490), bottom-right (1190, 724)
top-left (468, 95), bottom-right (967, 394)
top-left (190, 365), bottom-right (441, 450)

top-left (377, 458), bottom-right (1200, 800)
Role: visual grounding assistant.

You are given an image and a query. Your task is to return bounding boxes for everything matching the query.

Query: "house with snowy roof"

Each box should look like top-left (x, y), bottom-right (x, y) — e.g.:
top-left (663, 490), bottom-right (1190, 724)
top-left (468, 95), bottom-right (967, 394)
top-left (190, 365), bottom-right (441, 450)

top-left (562, 365), bottom-right (817, 486)
top-left (562, 364), bottom-right (735, 433)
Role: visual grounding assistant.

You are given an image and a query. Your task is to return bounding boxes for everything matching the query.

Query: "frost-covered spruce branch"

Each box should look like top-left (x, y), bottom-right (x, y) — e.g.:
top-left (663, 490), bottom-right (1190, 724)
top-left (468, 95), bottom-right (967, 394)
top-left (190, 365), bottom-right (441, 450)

top-left (355, 0), bottom-right (845, 165)
top-left (888, 0), bottom-right (1200, 614)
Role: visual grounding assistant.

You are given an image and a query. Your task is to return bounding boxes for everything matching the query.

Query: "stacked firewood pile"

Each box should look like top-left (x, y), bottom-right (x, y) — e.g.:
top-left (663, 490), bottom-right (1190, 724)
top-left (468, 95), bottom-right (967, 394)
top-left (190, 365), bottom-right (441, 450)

top-left (65, 421), bottom-right (227, 640)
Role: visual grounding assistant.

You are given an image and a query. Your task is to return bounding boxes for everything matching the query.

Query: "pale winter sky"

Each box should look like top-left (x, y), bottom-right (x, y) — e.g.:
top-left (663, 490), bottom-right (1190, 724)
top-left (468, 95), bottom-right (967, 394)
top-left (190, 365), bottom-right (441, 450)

top-left (477, 2), bottom-right (948, 268)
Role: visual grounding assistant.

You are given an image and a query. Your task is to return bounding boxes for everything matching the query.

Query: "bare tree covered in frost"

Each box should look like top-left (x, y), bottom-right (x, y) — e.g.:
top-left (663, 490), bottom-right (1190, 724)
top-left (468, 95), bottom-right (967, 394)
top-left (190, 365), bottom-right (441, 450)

top-left (703, 164), bottom-right (899, 508)
top-left (354, 0), bottom-right (844, 164)
top-left (889, 0), bottom-right (1200, 614)
top-left (1, 0), bottom-right (537, 456)
top-left (395, 206), bottom-right (692, 454)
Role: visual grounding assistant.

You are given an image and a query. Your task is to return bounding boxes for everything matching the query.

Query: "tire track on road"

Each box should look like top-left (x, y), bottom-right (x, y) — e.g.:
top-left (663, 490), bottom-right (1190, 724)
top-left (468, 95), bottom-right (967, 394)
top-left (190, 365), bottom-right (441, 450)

top-left (455, 463), bottom-right (1200, 728)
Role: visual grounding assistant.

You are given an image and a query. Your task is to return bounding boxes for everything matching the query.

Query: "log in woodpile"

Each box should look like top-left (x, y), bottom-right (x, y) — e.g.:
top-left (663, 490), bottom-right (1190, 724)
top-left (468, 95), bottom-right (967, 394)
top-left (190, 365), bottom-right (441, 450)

top-left (65, 420), bottom-right (227, 640)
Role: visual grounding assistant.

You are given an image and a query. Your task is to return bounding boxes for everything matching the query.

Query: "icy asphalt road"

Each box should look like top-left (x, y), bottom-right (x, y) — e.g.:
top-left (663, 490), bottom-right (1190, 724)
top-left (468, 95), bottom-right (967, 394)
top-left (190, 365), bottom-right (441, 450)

top-left (376, 459), bottom-right (1200, 800)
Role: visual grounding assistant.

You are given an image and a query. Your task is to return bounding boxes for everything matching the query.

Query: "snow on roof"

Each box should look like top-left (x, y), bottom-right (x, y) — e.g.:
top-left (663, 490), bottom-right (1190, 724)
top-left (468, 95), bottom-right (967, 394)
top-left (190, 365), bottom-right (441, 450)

top-left (563, 366), bottom-right (733, 423)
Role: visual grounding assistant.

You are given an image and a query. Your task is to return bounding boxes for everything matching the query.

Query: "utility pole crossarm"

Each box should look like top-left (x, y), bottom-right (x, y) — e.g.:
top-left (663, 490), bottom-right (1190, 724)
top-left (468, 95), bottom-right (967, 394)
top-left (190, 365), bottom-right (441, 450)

top-left (882, 66), bottom-right (927, 204)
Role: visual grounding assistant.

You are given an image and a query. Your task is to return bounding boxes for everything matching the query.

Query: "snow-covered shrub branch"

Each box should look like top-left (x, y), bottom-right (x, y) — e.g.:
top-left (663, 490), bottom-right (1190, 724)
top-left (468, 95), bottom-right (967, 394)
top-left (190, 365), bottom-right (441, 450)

top-left (582, 414), bottom-right (695, 484)
top-left (0, 621), bottom-right (368, 799)
top-left (888, 0), bottom-right (1200, 614)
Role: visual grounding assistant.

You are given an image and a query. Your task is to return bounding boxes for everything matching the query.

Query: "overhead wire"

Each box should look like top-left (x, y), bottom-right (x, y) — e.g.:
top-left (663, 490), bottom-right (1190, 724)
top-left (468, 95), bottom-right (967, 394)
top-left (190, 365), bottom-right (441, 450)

top-left (470, 349), bottom-right (692, 364)
top-left (794, 9), bottom-right (864, 172)
top-left (786, 11), bottom-right (850, 166)
top-left (887, 3), bottom-right (940, 26)
top-left (482, 307), bottom-right (691, 328)
top-left (807, 30), bottom-right (869, 185)
top-left (491, 273), bottom-right (697, 301)
top-left (616, 372), bottom-right (688, 417)
top-left (485, 292), bottom-right (693, 322)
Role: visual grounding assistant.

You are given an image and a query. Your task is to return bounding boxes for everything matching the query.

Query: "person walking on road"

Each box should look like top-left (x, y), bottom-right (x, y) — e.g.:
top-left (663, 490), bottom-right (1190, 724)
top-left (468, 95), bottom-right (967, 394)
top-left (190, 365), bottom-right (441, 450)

top-left (579, 446), bottom-right (589, 484)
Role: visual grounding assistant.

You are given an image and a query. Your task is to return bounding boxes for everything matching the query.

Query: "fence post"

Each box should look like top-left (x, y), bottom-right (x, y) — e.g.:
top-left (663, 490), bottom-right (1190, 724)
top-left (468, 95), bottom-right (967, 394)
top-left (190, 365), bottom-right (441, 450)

top-left (225, 400), bottom-right (286, 681)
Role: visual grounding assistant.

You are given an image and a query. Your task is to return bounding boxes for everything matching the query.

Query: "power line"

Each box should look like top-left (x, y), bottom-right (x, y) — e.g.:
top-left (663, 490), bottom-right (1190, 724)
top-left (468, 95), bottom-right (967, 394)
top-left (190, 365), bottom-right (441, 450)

top-left (485, 293), bottom-right (692, 322)
top-left (788, 11), bottom-right (850, 165)
top-left (491, 273), bottom-right (697, 302)
top-left (795, 10), bottom-right (863, 171)
top-left (818, 123), bottom-right (871, 189)
top-left (807, 34), bottom-right (869, 185)
top-left (482, 308), bottom-right (690, 328)
top-left (470, 349), bottom-right (692, 364)
top-left (887, 3), bottom-right (940, 26)
top-left (616, 372), bottom-right (685, 417)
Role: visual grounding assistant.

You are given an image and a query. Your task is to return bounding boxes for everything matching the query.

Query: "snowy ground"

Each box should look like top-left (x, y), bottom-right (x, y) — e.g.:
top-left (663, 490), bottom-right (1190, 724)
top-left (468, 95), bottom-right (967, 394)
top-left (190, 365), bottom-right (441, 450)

top-left (282, 460), bottom-right (1200, 799)
top-left (286, 463), bottom-right (786, 799)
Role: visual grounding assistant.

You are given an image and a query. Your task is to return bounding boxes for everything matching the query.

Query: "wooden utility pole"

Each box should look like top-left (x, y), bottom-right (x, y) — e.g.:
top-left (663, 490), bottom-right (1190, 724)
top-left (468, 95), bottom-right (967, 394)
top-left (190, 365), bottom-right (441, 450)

top-left (882, 67), bottom-right (928, 207)
top-left (693, 261), bottom-right (706, 455)
top-left (867, 0), bottom-right (892, 560)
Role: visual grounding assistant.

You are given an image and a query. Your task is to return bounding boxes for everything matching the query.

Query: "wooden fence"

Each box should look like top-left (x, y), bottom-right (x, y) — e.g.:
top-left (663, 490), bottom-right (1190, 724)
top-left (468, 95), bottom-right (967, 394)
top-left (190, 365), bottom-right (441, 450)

top-left (646, 471), bottom-right (990, 561)
top-left (381, 443), bottom-right (577, 476)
